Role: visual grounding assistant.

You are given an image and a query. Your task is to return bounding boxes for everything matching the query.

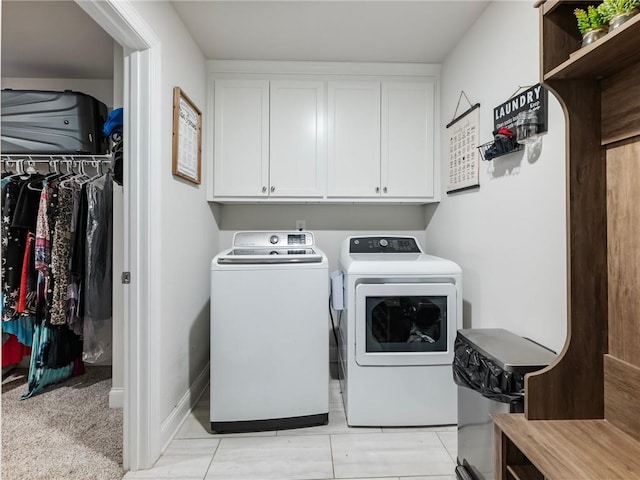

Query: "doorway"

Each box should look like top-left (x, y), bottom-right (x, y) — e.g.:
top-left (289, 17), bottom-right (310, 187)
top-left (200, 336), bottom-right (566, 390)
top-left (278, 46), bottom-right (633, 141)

top-left (76, 0), bottom-right (159, 471)
top-left (1, 0), bottom-right (157, 473)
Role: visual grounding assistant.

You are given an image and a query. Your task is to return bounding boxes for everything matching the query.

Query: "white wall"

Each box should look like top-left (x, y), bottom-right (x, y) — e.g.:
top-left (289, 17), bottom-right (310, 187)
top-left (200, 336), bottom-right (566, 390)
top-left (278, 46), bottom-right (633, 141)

top-left (129, 1), bottom-right (220, 454)
top-left (426, 1), bottom-right (567, 354)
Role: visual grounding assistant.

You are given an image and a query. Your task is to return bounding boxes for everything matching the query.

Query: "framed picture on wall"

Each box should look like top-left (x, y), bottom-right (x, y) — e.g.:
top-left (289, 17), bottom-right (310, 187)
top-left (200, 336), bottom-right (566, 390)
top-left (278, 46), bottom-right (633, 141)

top-left (172, 86), bottom-right (202, 184)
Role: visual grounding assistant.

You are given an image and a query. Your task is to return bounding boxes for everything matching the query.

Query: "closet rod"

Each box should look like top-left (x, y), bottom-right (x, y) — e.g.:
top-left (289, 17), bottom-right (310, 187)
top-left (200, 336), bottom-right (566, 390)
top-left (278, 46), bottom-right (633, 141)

top-left (1, 154), bottom-right (112, 163)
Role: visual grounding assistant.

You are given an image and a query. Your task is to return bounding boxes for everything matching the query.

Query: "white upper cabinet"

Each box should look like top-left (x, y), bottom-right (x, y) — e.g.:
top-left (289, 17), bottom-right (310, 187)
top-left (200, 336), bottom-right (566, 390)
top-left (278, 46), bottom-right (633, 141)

top-left (208, 63), bottom-right (439, 203)
top-left (381, 82), bottom-right (435, 198)
top-left (213, 79), bottom-right (269, 197)
top-left (269, 81), bottom-right (325, 198)
top-left (327, 82), bottom-right (381, 197)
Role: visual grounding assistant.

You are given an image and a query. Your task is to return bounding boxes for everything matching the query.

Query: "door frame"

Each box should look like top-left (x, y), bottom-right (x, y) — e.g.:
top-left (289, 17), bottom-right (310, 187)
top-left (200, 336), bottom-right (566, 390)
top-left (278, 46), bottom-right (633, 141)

top-left (75, 0), bottom-right (160, 471)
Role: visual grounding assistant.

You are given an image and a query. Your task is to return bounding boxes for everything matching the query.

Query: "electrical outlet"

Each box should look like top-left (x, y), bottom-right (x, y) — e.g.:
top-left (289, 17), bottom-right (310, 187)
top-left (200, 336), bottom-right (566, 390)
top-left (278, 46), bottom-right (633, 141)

top-left (296, 220), bottom-right (306, 231)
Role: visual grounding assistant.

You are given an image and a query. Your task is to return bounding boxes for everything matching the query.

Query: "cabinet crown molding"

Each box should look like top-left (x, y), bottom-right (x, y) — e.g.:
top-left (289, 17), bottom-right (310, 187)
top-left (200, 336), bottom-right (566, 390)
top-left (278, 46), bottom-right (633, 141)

top-left (207, 60), bottom-right (441, 77)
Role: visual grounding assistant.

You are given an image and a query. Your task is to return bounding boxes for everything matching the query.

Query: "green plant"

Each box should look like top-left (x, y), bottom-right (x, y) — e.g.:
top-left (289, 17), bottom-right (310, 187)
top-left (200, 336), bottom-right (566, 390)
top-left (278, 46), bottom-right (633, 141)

top-left (574, 5), bottom-right (606, 35)
top-left (598, 0), bottom-right (640, 21)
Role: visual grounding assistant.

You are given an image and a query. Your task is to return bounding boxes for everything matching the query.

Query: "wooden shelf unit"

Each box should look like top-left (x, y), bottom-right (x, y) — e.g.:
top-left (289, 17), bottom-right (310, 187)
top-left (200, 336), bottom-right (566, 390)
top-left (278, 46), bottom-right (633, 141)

top-left (495, 414), bottom-right (640, 480)
top-left (494, 2), bottom-right (640, 479)
top-left (544, 12), bottom-right (640, 81)
top-left (506, 464), bottom-right (544, 480)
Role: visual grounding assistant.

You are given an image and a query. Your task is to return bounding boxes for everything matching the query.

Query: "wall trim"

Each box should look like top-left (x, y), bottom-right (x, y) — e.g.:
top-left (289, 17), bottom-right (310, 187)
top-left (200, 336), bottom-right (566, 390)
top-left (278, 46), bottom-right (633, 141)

top-left (208, 60), bottom-right (441, 77)
top-left (109, 387), bottom-right (124, 409)
top-left (159, 364), bottom-right (211, 453)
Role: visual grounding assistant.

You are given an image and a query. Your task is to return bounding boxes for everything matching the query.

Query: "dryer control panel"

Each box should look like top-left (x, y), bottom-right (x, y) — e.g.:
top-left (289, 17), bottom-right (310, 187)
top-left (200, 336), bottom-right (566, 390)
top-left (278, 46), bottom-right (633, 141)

top-left (349, 236), bottom-right (421, 253)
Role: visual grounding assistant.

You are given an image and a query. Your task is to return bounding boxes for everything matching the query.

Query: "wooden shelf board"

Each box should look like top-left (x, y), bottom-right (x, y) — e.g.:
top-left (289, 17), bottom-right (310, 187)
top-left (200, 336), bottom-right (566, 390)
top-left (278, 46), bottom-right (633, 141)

top-left (494, 414), bottom-right (640, 479)
top-left (544, 13), bottom-right (640, 81)
top-left (507, 464), bottom-right (544, 480)
top-left (541, 0), bottom-right (562, 15)
top-left (543, 1), bottom-right (596, 17)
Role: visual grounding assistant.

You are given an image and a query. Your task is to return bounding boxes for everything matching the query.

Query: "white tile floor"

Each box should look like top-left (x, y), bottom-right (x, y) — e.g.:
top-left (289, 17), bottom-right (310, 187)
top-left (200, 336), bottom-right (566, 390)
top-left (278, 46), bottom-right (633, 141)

top-left (123, 379), bottom-right (458, 480)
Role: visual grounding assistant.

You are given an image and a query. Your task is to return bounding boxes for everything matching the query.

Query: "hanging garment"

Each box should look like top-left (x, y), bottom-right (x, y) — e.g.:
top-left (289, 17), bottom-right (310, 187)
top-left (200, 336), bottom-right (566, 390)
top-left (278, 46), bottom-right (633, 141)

top-left (2, 179), bottom-right (26, 321)
top-left (49, 187), bottom-right (74, 325)
top-left (34, 179), bottom-right (59, 325)
top-left (21, 320), bottom-right (75, 400)
top-left (69, 184), bottom-right (88, 322)
top-left (2, 316), bottom-right (35, 346)
top-left (85, 174), bottom-right (113, 321)
top-left (2, 333), bottom-right (31, 368)
top-left (83, 174), bottom-right (113, 363)
top-left (17, 231), bottom-right (36, 314)
top-left (12, 177), bottom-right (45, 318)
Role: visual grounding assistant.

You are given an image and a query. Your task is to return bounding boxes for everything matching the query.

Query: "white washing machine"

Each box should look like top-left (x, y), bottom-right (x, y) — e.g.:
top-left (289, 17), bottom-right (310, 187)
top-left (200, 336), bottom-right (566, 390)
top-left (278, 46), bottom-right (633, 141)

top-left (337, 235), bottom-right (462, 426)
top-left (210, 231), bottom-right (329, 433)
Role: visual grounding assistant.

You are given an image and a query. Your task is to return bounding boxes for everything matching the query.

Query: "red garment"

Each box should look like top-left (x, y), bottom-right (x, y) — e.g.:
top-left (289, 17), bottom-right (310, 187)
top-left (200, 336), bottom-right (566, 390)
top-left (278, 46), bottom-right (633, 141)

top-left (72, 357), bottom-right (85, 376)
top-left (17, 231), bottom-right (33, 313)
top-left (2, 334), bottom-right (31, 367)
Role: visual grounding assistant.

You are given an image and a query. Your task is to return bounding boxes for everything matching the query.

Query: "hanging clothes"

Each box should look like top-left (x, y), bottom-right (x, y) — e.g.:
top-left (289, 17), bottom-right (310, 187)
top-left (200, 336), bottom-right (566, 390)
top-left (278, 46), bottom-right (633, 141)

top-left (2, 175), bottom-right (43, 370)
top-left (21, 322), bottom-right (76, 400)
top-left (1, 159), bottom-right (114, 398)
top-left (2, 179), bottom-right (27, 321)
top-left (34, 178), bottom-right (58, 325)
top-left (2, 333), bottom-right (31, 368)
top-left (12, 179), bottom-right (42, 316)
top-left (2, 316), bottom-right (35, 346)
top-left (49, 187), bottom-right (74, 325)
top-left (83, 174), bottom-right (113, 363)
top-left (85, 174), bottom-right (113, 321)
top-left (69, 184), bottom-right (88, 329)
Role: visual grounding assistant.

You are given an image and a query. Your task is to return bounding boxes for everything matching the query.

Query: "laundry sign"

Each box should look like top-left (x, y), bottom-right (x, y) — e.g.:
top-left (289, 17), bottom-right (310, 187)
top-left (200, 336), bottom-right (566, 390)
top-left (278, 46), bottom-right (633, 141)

top-left (493, 84), bottom-right (548, 134)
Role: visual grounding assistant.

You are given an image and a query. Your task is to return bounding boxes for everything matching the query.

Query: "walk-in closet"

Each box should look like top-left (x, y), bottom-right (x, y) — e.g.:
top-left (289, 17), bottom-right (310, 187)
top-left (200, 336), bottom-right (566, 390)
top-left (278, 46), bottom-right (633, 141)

top-left (1, 2), bottom-right (125, 479)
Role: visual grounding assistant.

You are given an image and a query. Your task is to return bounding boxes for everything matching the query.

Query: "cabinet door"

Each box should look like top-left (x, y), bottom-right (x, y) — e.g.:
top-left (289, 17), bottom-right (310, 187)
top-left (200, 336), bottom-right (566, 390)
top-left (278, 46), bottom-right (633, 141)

top-left (270, 81), bottom-right (324, 198)
top-left (214, 79), bottom-right (269, 197)
top-left (328, 82), bottom-right (381, 197)
top-left (381, 82), bottom-right (435, 198)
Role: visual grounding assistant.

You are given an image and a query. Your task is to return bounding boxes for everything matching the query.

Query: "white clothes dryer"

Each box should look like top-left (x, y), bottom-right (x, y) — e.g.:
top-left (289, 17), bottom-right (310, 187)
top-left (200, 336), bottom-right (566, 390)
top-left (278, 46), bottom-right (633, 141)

top-left (337, 235), bottom-right (462, 427)
top-left (210, 231), bottom-right (329, 433)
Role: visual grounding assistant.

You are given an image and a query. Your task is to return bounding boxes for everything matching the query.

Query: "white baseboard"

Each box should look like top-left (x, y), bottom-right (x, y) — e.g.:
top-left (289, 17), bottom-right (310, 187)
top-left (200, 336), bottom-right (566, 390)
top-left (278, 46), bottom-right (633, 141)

top-left (159, 363), bottom-right (210, 453)
top-left (109, 387), bottom-right (124, 409)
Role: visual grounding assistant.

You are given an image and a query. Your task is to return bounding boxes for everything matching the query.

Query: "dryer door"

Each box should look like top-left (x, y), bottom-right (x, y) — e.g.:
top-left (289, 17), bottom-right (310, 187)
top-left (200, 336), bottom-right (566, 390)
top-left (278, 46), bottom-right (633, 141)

top-left (355, 282), bottom-right (457, 366)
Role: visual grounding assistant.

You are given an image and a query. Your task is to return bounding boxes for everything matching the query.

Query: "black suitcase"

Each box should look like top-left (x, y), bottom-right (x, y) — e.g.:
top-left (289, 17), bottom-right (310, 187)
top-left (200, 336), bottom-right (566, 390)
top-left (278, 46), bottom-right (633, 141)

top-left (1, 89), bottom-right (109, 154)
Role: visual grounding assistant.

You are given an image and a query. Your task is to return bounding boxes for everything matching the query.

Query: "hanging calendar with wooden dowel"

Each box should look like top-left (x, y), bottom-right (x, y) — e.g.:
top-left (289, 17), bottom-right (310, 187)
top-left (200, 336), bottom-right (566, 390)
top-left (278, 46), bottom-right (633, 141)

top-left (446, 92), bottom-right (480, 194)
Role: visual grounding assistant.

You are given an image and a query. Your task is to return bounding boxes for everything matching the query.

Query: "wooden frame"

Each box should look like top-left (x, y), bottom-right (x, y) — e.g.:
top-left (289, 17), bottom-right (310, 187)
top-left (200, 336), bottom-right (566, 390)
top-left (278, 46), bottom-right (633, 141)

top-left (172, 86), bottom-right (202, 184)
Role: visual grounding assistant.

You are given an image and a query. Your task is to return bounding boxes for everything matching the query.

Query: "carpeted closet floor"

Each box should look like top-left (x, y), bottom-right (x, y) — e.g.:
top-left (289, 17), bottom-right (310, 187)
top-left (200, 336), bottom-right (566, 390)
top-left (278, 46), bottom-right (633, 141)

top-left (2, 366), bottom-right (124, 480)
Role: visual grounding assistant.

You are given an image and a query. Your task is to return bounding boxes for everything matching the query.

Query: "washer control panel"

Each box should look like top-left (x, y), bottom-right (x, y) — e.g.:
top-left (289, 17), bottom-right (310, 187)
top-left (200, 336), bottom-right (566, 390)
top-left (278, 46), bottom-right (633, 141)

top-left (233, 231), bottom-right (314, 248)
top-left (349, 236), bottom-right (421, 253)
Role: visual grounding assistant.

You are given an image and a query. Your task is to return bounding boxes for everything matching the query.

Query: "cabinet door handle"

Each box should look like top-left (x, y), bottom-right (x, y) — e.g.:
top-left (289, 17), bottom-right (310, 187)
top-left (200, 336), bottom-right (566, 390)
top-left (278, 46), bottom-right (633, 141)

top-left (383, 187), bottom-right (388, 194)
top-left (270, 186), bottom-right (275, 193)
top-left (262, 186), bottom-right (267, 193)
top-left (375, 187), bottom-right (380, 193)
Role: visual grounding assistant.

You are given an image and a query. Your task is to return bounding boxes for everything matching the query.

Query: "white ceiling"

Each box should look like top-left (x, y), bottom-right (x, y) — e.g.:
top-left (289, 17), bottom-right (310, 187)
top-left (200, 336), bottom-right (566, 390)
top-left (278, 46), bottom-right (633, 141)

top-left (1, 1), bottom-right (115, 79)
top-left (173, 1), bottom-right (491, 63)
top-left (1, 1), bottom-right (491, 80)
